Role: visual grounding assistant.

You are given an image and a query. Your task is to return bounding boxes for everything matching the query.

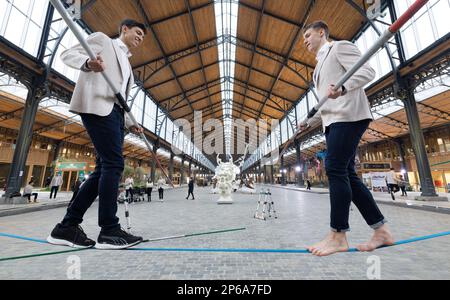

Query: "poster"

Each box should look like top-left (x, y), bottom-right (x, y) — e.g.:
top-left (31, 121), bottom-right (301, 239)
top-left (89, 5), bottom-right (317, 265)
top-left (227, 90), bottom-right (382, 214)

top-left (370, 172), bottom-right (388, 192)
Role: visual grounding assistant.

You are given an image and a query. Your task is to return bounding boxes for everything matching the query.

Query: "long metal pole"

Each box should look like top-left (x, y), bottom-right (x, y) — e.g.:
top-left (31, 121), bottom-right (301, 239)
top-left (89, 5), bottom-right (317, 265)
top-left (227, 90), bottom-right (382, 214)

top-left (280, 0), bottom-right (429, 157)
top-left (49, 0), bottom-right (174, 187)
top-left (142, 227), bottom-right (246, 243)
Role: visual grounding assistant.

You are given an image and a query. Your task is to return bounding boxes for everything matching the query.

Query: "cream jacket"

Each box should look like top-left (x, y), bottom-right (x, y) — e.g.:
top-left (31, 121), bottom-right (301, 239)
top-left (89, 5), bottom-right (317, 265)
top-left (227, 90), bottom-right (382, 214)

top-left (308, 41), bottom-right (376, 130)
top-left (61, 32), bottom-right (134, 128)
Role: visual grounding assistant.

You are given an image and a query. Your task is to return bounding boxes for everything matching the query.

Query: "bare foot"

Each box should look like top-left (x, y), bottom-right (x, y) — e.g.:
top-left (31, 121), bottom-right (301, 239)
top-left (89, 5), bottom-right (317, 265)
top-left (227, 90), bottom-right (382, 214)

top-left (357, 225), bottom-right (395, 252)
top-left (308, 232), bottom-right (349, 257)
top-left (307, 234), bottom-right (330, 253)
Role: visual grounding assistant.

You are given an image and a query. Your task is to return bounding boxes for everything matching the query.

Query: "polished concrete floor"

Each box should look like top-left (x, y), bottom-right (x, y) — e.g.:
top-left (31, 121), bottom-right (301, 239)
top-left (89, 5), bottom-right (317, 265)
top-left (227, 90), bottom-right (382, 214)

top-left (1, 185), bottom-right (450, 280)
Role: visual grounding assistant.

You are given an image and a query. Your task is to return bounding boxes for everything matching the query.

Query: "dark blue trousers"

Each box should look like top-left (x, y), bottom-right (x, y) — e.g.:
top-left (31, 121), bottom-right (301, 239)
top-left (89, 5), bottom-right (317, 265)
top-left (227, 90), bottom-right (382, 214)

top-left (325, 119), bottom-right (386, 232)
top-left (62, 105), bottom-right (125, 233)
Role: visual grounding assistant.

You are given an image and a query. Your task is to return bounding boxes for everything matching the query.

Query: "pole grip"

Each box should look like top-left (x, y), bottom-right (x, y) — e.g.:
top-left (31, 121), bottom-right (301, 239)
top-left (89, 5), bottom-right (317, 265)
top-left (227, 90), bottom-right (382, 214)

top-left (115, 93), bottom-right (131, 113)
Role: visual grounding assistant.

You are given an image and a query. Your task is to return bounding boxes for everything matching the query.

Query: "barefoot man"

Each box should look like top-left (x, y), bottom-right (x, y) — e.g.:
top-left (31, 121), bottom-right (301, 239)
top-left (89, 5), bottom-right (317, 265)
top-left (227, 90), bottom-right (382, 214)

top-left (301, 21), bottom-right (394, 256)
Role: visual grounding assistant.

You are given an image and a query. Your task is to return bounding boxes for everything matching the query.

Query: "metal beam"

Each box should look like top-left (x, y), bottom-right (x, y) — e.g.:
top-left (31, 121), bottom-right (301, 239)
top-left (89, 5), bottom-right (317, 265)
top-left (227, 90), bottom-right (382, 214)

top-left (146, 58), bottom-right (306, 91)
top-left (134, 0), bottom-right (195, 114)
top-left (185, 0), bottom-right (217, 119)
top-left (372, 111), bottom-right (409, 130)
top-left (231, 77), bottom-right (296, 104)
top-left (238, 0), bottom-right (266, 119)
top-left (183, 100), bottom-right (273, 122)
top-left (256, 0), bottom-right (315, 120)
top-left (0, 108), bottom-right (25, 122)
top-left (136, 34), bottom-right (313, 84)
top-left (160, 77), bottom-right (223, 106)
top-left (237, 1), bottom-right (339, 41)
top-left (366, 127), bottom-right (393, 140)
top-left (417, 102), bottom-right (450, 122)
top-left (146, 60), bottom-right (219, 90)
top-left (37, 3), bottom-right (55, 62)
top-left (172, 88), bottom-right (286, 115)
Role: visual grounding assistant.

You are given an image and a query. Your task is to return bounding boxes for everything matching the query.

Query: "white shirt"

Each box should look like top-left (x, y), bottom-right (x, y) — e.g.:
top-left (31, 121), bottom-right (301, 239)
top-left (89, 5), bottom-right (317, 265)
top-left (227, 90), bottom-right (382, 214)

top-left (385, 171), bottom-right (397, 184)
top-left (51, 176), bottom-right (63, 187)
top-left (114, 38), bottom-right (132, 98)
top-left (125, 178), bottom-right (134, 190)
top-left (158, 179), bottom-right (165, 189)
top-left (24, 184), bottom-right (33, 194)
top-left (316, 41), bottom-right (332, 63)
top-left (313, 42), bottom-right (332, 84)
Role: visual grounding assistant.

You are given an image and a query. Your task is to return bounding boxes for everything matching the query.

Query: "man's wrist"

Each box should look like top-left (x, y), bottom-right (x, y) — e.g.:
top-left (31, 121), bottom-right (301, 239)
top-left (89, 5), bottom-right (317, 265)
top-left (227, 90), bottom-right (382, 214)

top-left (81, 59), bottom-right (92, 72)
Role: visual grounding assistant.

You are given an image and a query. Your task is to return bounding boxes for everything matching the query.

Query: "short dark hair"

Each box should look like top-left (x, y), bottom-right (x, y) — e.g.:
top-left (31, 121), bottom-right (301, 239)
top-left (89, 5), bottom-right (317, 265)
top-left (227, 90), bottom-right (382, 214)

top-left (119, 19), bottom-right (147, 35)
top-left (304, 21), bottom-right (329, 39)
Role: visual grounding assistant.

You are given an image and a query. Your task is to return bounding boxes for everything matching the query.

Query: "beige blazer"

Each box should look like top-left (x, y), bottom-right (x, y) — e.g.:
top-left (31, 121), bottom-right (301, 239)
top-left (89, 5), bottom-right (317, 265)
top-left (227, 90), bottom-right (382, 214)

top-left (308, 41), bottom-right (376, 131)
top-left (61, 32), bottom-right (134, 127)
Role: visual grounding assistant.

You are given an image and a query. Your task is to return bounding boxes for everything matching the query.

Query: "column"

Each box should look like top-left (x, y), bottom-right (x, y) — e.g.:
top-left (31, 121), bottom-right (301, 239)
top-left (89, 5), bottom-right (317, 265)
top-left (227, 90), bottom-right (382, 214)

top-left (281, 155), bottom-right (286, 186)
top-left (151, 144), bottom-right (158, 182)
top-left (288, 166), bottom-right (292, 184)
top-left (295, 140), bottom-right (304, 187)
top-left (180, 156), bottom-right (185, 185)
top-left (395, 138), bottom-right (409, 182)
top-left (402, 84), bottom-right (443, 199)
top-left (4, 81), bottom-right (45, 198)
top-left (169, 152), bottom-right (174, 182)
top-left (270, 164), bottom-right (274, 184)
top-left (263, 165), bottom-right (268, 184)
top-left (257, 164), bottom-right (262, 184)
top-left (188, 159), bottom-right (192, 177)
top-left (50, 141), bottom-right (62, 178)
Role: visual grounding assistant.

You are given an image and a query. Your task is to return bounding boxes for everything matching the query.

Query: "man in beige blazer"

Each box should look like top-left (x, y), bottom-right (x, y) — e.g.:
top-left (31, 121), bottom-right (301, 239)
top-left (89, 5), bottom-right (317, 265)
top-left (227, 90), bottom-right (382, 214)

top-left (301, 21), bottom-right (394, 256)
top-left (48, 19), bottom-right (146, 250)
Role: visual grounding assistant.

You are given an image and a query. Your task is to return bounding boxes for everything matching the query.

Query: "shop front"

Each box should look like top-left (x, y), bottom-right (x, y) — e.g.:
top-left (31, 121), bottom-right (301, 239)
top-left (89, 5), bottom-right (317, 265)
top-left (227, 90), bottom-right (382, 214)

top-left (55, 162), bottom-right (93, 191)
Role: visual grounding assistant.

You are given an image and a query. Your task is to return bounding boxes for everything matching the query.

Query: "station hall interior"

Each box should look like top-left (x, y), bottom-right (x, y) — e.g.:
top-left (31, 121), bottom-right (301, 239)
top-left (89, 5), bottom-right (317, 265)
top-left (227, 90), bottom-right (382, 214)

top-left (0, 0), bottom-right (449, 199)
top-left (0, 0), bottom-right (450, 282)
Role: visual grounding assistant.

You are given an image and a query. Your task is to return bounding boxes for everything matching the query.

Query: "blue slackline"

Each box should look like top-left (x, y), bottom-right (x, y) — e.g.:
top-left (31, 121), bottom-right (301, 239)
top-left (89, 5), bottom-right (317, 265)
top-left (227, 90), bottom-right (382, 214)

top-left (127, 230), bottom-right (450, 253)
top-left (0, 232), bottom-right (48, 244)
top-left (2, 230), bottom-right (450, 254)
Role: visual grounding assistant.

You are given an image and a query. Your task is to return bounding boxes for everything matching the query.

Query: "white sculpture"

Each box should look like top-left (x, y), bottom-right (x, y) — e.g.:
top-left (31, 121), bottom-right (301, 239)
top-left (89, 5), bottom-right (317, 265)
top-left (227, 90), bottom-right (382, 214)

top-left (215, 146), bottom-right (248, 204)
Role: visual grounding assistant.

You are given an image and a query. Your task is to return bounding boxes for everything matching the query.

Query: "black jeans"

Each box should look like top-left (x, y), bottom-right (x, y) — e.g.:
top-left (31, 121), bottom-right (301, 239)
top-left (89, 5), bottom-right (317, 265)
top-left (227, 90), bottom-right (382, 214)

top-left (146, 187), bottom-right (152, 201)
top-left (388, 184), bottom-right (400, 193)
top-left (69, 190), bottom-right (79, 206)
top-left (400, 186), bottom-right (407, 196)
top-left (125, 188), bottom-right (134, 201)
top-left (158, 188), bottom-right (164, 199)
top-left (50, 186), bottom-right (59, 199)
top-left (24, 193), bottom-right (38, 202)
top-left (62, 105), bottom-right (125, 232)
top-left (325, 119), bottom-right (386, 232)
top-left (187, 190), bottom-right (194, 199)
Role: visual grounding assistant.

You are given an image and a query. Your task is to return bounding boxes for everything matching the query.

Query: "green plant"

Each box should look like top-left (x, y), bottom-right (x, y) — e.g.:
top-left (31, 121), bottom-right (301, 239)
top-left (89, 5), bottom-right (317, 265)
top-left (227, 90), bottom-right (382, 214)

top-left (135, 167), bottom-right (145, 187)
top-left (123, 165), bottom-right (134, 180)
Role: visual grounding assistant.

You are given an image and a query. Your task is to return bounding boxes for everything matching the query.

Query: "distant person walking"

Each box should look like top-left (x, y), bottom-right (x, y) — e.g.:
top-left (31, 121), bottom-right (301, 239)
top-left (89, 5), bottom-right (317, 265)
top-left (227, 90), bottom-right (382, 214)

top-left (386, 168), bottom-right (400, 200)
top-left (157, 177), bottom-right (166, 201)
top-left (50, 173), bottom-right (63, 199)
top-left (124, 176), bottom-right (134, 202)
top-left (398, 175), bottom-right (408, 197)
top-left (186, 177), bottom-right (195, 200)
